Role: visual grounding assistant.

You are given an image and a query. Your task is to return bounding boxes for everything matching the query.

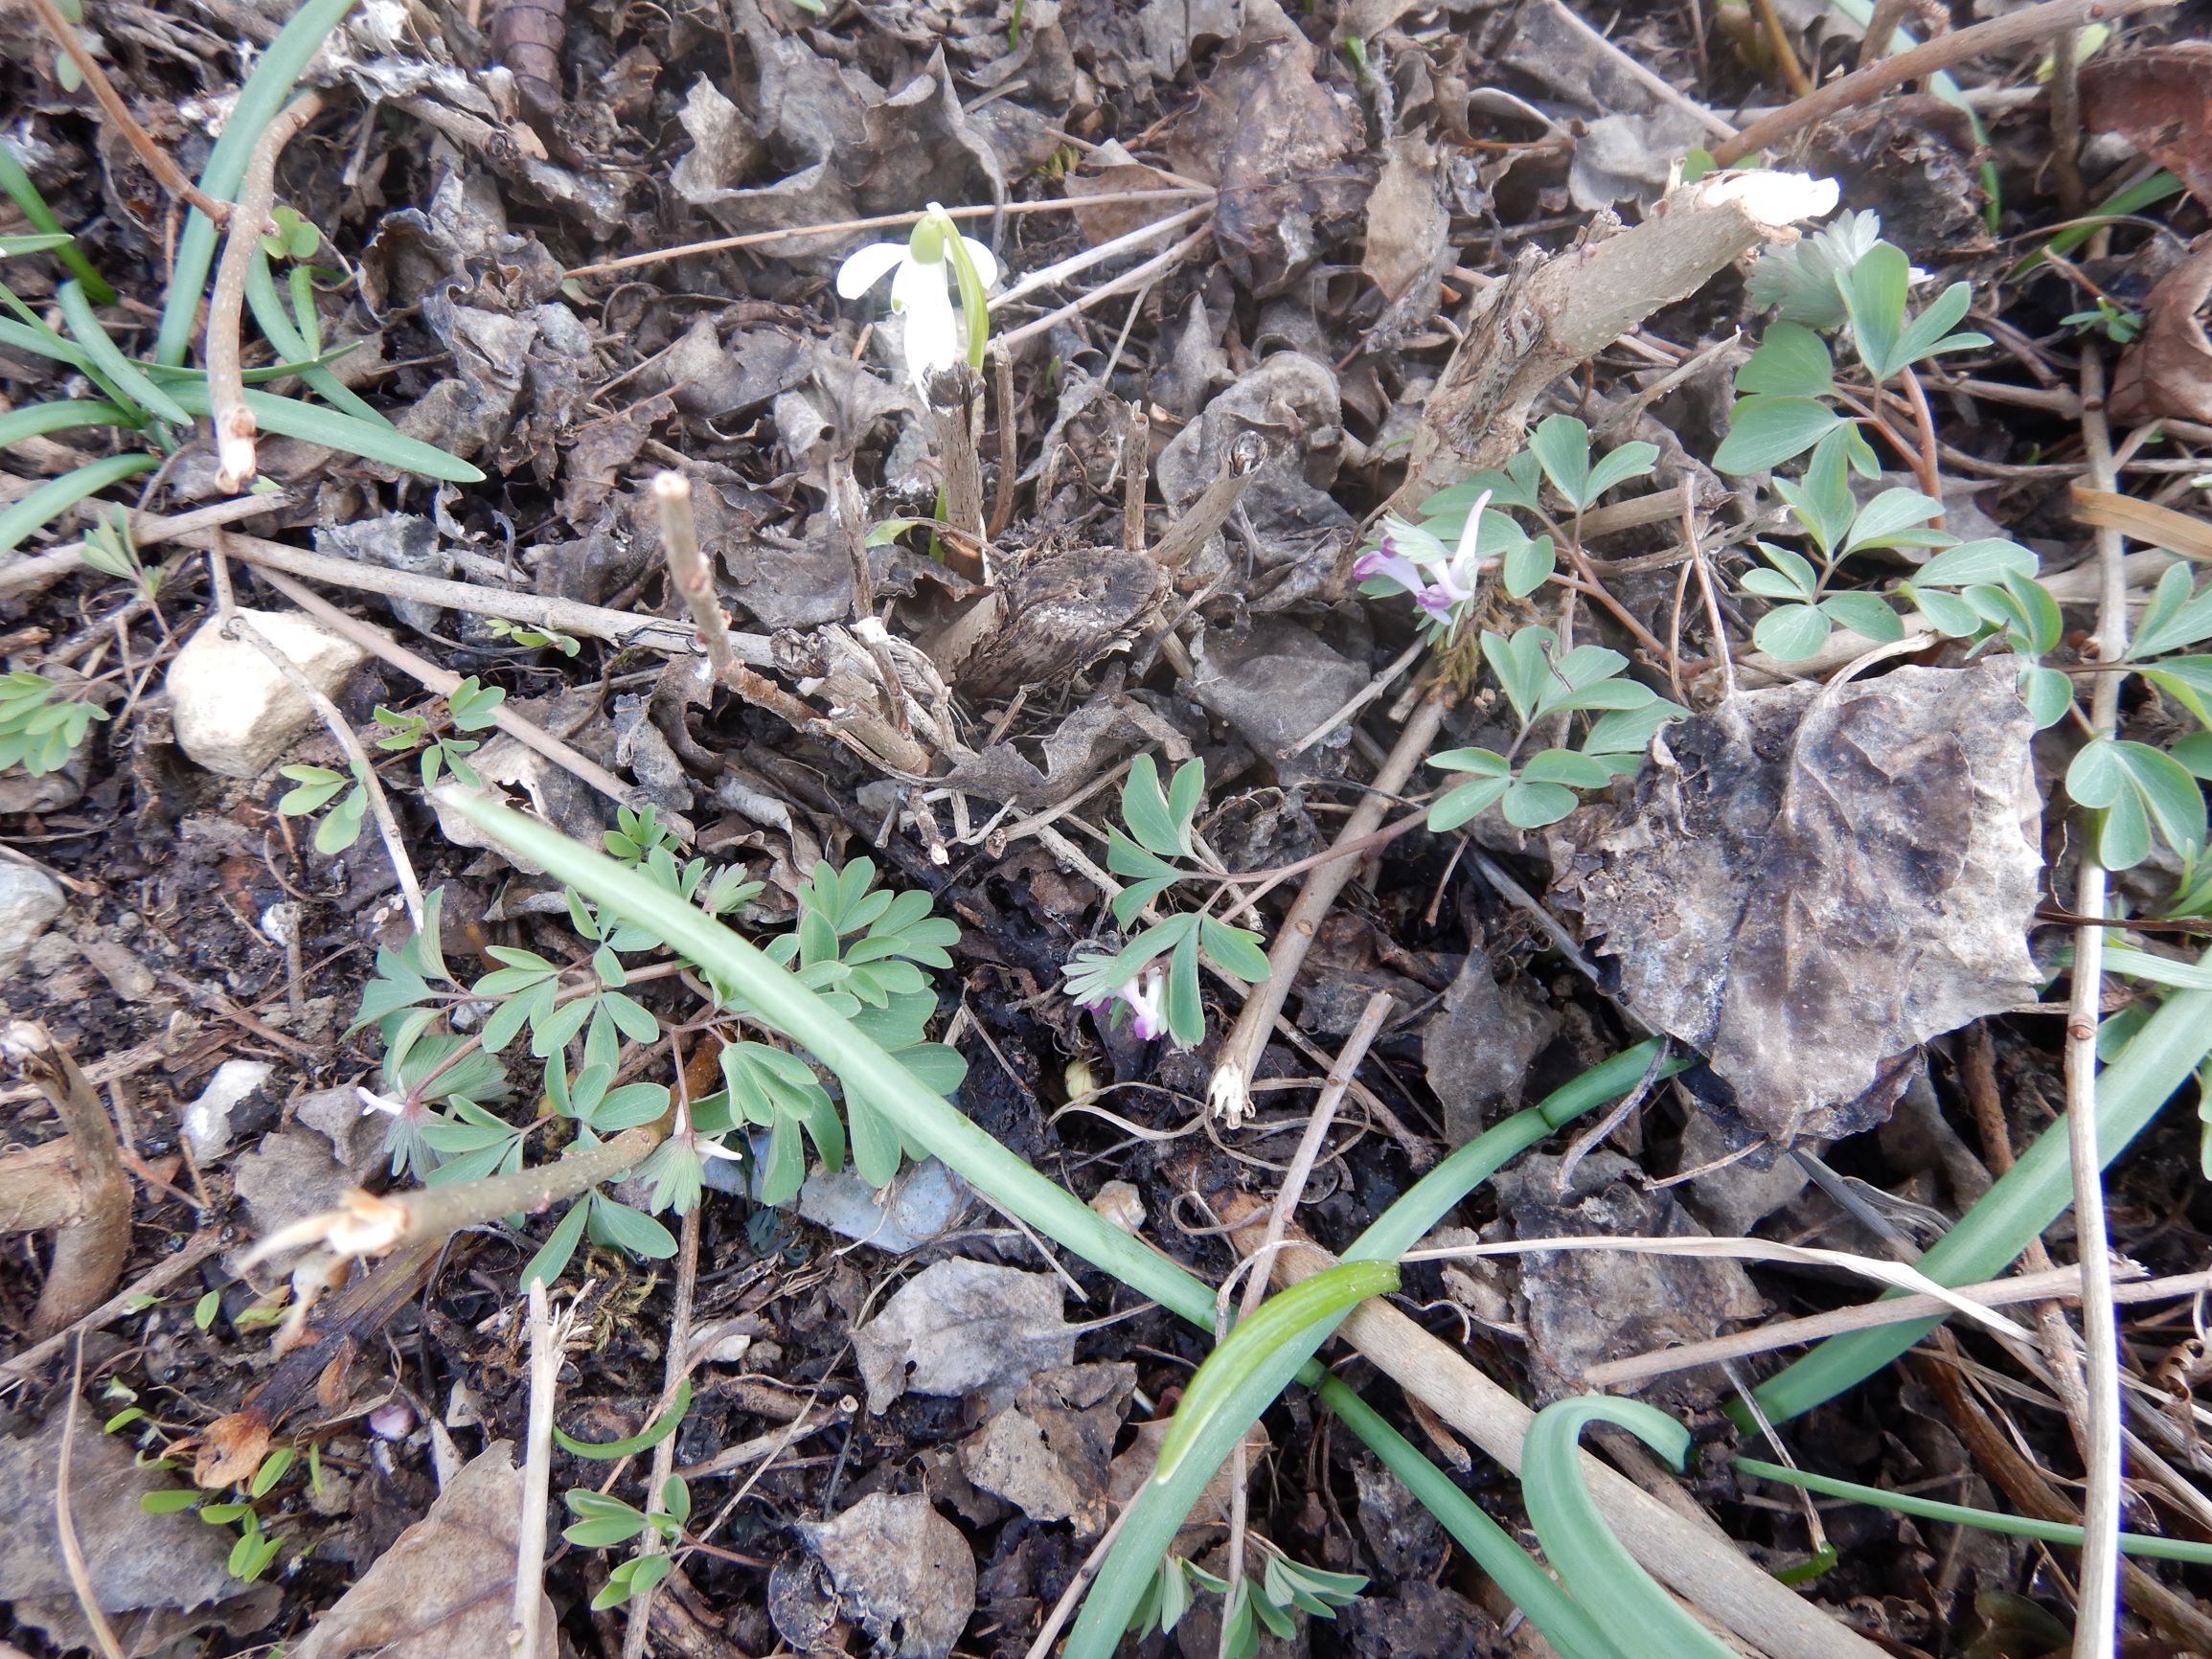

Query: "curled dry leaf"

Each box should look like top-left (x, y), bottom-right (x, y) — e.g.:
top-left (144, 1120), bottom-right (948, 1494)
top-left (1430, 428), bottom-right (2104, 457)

top-left (192, 1411), bottom-right (274, 1490)
top-left (958, 1362), bottom-right (1136, 1535)
top-left (1547, 658), bottom-right (2042, 1146)
top-left (2080, 43), bottom-right (2212, 209)
top-left (2108, 236), bottom-right (2212, 427)
top-left (854, 1258), bottom-right (1074, 1413)
top-left (292, 1442), bottom-right (556, 1659)
top-left (799, 1492), bottom-right (976, 1659)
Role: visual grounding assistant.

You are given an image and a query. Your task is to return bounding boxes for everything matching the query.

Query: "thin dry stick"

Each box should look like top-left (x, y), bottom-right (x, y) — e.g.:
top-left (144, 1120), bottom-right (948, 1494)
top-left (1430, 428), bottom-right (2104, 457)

top-left (1709, 0), bottom-right (2179, 167)
top-left (564, 190), bottom-right (1213, 281)
top-left (987, 201), bottom-right (1215, 312)
top-left (199, 530), bottom-right (732, 657)
top-left (21, 0), bottom-right (228, 223)
top-left (994, 226), bottom-right (1214, 352)
top-left (1223, 990), bottom-right (1393, 1594)
top-left (623, 1199), bottom-right (702, 1659)
top-left (1282, 641), bottom-right (1425, 760)
top-left (2064, 344), bottom-right (2132, 1659)
top-left (243, 563), bottom-right (650, 816)
top-left (57, 1339), bottom-right (127, 1659)
top-left (1584, 1267), bottom-right (2204, 1389)
top-left (652, 472), bottom-right (739, 686)
top-left (1854, 0), bottom-right (1911, 67)
top-left (1020, 1504), bottom-right (1134, 1659)
top-left (1206, 697), bottom-right (1446, 1124)
top-left (209, 92), bottom-right (322, 492)
top-left (511, 1280), bottom-right (559, 1659)
top-left (208, 536), bottom-right (426, 928)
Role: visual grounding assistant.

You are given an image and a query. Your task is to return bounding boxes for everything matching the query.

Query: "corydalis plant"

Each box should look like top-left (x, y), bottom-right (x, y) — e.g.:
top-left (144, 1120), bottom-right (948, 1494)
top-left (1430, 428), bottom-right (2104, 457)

top-left (1061, 756), bottom-right (1269, 1050)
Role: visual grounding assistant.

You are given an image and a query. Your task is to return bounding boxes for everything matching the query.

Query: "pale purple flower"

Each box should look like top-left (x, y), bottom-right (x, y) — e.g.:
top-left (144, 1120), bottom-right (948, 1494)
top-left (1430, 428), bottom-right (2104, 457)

top-left (1082, 966), bottom-right (1171, 1043)
top-left (1356, 492), bottom-right (1494, 622)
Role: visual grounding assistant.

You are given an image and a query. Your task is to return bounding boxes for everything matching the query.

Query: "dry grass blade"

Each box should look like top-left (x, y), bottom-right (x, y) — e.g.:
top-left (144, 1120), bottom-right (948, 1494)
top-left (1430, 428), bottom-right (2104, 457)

top-left (57, 1340), bottom-right (127, 1659)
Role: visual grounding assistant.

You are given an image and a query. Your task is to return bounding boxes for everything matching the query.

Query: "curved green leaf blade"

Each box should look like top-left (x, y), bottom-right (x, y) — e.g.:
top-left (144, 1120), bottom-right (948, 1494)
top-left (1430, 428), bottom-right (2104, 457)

top-left (0, 453), bottom-right (158, 557)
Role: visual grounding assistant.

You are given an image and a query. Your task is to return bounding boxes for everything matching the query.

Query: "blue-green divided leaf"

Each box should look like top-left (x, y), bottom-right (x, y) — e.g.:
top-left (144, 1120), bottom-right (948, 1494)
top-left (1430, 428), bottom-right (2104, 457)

top-left (1905, 584), bottom-right (1982, 636)
top-left (519, 1200), bottom-right (590, 1290)
top-left (1582, 440), bottom-right (1658, 503)
top-left (1427, 775), bottom-right (1510, 831)
top-left (1712, 396), bottom-right (1841, 474)
top-left (1502, 532), bottom-right (1556, 600)
top-left (1527, 414), bottom-right (1593, 509)
top-left (1843, 489), bottom-right (1944, 554)
top-left (846, 1085), bottom-right (904, 1187)
top-left (1840, 240), bottom-right (1911, 380)
top-left (1105, 828), bottom-right (1182, 926)
top-left (1198, 916), bottom-right (1269, 982)
top-left (562, 1488), bottom-right (651, 1547)
top-left (1733, 321), bottom-right (1834, 398)
top-left (1523, 1397), bottom-right (1737, 1659)
top-left (2020, 665), bottom-right (2074, 731)
top-left (2066, 738), bottom-right (2206, 871)
top-left (589, 1192), bottom-right (677, 1259)
top-left (1914, 538), bottom-right (2038, 587)
top-left (2129, 562), bottom-right (2212, 659)
top-left (1165, 926), bottom-right (1204, 1047)
top-left (1583, 698), bottom-right (1686, 760)
top-left (0, 452), bottom-right (159, 557)
top-left (1752, 603), bottom-right (1832, 661)
top-left (1121, 753), bottom-right (1186, 857)
top-left (2141, 658), bottom-right (2212, 728)
top-left (1500, 779), bottom-right (1580, 829)
top-left (1895, 281), bottom-right (1988, 368)
top-left (1817, 592), bottom-right (1905, 642)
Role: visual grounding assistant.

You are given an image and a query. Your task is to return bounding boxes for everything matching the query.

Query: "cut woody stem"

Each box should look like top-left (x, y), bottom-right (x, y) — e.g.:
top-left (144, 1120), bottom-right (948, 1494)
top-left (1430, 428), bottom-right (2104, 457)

top-left (653, 471), bottom-right (741, 687)
top-left (209, 91), bottom-right (323, 493)
top-left (1, 1021), bottom-right (130, 1338)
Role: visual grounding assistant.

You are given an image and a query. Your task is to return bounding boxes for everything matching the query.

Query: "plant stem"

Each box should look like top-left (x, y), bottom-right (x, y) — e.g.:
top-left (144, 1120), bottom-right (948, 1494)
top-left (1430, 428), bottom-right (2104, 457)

top-left (2064, 343), bottom-right (2130, 1659)
top-left (512, 1280), bottom-right (559, 1659)
top-left (20, 0), bottom-right (230, 223)
top-left (651, 472), bottom-right (739, 688)
top-left (2, 1021), bottom-right (130, 1338)
top-left (623, 1199), bottom-right (699, 1659)
top-left (1205, 696), bottom-right (1446, 1124)
top-left (208, 93), bottom-right (322, 493)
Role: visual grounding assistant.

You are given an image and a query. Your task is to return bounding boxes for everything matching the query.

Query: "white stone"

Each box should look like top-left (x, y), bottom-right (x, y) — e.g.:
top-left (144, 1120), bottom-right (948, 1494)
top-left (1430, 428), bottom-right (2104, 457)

top-left (0, 864), bottom-right (65, 979)
top-left (167, 608), bottom-right (371, 779)
top-left (181, 1057), bottom-right (276, 1163)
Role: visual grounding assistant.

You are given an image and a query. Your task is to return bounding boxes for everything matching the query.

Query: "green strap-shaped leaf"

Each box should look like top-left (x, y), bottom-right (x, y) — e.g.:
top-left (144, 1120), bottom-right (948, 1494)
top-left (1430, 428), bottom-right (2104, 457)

top-left (0, 400), bottom-right (132, 449)
top-left (57, 281), bottom-right (192, 425)
top-left (1155, 1261), bottom-right (1398, 1485)
top-left (0, 453), bottom-right (158, 557)
top-left (1524, 1397), bottom-right (1736, 1659)
top-left (158, 380), bottom-right (483, 483)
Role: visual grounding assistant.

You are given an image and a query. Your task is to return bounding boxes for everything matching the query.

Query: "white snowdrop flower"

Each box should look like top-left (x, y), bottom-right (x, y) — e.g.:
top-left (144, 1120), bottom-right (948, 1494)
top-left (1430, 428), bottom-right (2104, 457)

top-left (835, 202), bottom-right (1000, 390)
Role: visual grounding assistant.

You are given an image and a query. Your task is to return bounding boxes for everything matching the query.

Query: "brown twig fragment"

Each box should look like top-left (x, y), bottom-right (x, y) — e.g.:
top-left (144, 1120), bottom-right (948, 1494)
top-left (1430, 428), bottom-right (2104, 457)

top-left (1149, 432), bottom-right (1263, 573)
top-left (926, 369), bottom-right (989, 579)
top-left (652, 472), bottom-right (740, 687)
top-left (2, 1022), bottom-right (131, 1339)
top-left (21, 0), bottom-right (229, 224)
top-left (512, 1280), bottom-right (564, 1659)
top-left (209, 92), bottom-right (323, 493)
top-left (1708, 0), bottom-right (2181, 169)
top-left (1206, 697), bottom-right (1446, 1124)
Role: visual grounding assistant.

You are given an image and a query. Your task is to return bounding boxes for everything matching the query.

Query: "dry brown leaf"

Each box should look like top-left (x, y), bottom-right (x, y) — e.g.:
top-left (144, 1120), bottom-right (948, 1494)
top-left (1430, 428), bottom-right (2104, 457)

top-left (799, 1492), bottom-right (975, 1659)
top-left (853, 1258), bottom-right (1074, 1414)
top-left (192, 1411), bottom-right (272, 1489)
top-left (2108, 236), bottom-right (2212, 427)
top-left (957, 1362), bottom-right (1135, 1534)
top-left (292, 1442), bottom-right (556, 1659)
top-left (2080, 43), bottom-right (2212, 209)
top-left (1547, 658), bottom-right (2041, 1146)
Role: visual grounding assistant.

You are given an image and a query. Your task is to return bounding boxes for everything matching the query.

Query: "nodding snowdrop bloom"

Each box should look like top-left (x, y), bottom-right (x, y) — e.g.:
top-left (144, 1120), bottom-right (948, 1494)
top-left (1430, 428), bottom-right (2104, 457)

top-left (1355, 489), bottom-right (1494, 622)
top-left (835, 203), bottom-right (999, 391)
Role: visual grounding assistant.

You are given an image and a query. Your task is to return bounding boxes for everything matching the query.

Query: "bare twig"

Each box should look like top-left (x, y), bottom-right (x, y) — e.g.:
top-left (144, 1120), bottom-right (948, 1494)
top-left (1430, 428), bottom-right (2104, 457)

top-left (562, 190), bottom-right (1213, 282)
top-left (987, 201), bottom-right (1215, 312)
top-left (623, 1199), bottom-right (701, 1659)
top-left (1282, 641), bottom-right (1425, 760)
top-left (1206, 697), bottom-right (1446, 1124)
top-left (1223, 991), bottom-right (1392, 1595)
top-left (652, 472), bottom-right (740, 686)
top-left (21, 0), bottom-right (229, 223)
top-left (926, 369), bottom-right (989, 572)
top-left (57, 1342), bottom-right (127, 1659)
top-left (511, 1280), bottom-right (561, 1659)
top-left (1708, 0), bottom-right (2180, 169)
top-left (1148, 432), bottom-right (1262, 573)
top-left (209, 535), bottom-right (426, 928)
top-left (1585, 1265), bottom-right (2204, 1389)
top-left (994, 226), bottom-right (1213, 352)
top-left (209, 93), bottom-right (322, 492)
top-left (2064, 343), bottom-right (2132, 1659)
top-left (241, 563), bottom-right (654, 820)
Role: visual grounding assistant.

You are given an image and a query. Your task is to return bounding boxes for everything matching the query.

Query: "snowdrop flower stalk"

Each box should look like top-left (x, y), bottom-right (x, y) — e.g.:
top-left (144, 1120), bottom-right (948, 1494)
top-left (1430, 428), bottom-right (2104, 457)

top-left (835, 203), bottom-right (999, 390)
top-left (1354, 489), bottom-right (1495, 631)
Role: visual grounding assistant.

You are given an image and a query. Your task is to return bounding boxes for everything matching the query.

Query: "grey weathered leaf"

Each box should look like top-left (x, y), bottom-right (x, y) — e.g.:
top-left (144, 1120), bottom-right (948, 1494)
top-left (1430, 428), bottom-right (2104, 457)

top-left (854, 1258), bottom-right (1074, 1413)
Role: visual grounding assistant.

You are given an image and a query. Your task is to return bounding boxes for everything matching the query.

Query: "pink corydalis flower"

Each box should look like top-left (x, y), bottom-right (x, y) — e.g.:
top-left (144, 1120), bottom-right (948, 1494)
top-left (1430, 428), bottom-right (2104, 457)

top-left (1355, 490), bottom-right (1494, 621)
top-left (1083, 966), bottom-right (1171, 1043)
